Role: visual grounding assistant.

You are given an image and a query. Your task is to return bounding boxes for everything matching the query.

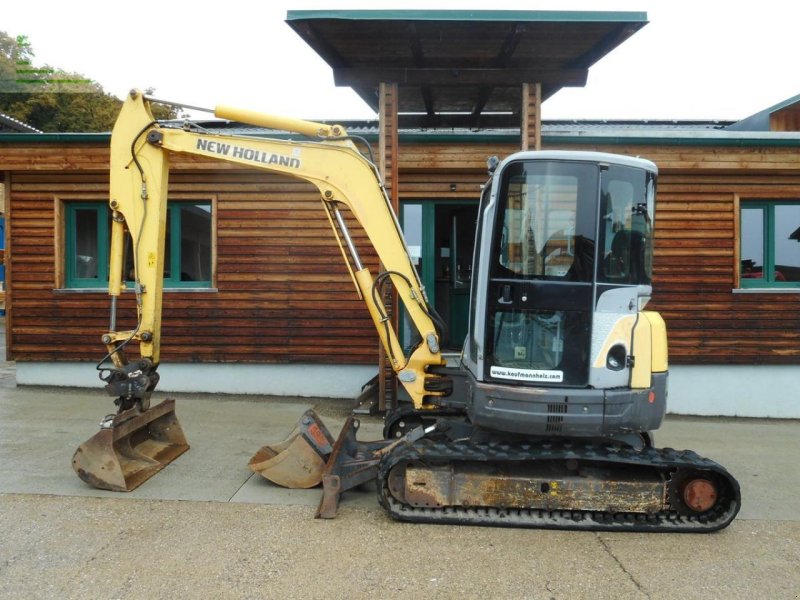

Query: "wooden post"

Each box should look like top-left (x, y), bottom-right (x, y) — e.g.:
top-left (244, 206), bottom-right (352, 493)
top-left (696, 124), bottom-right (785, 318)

top-left (2, 172), bottom-right (11, 357)
top-left (377, 82), bottom-right (400, 412)
top-left (521, 82), bottom-right (542, 151)
top-left (379, 82), bottom-right (400, 202)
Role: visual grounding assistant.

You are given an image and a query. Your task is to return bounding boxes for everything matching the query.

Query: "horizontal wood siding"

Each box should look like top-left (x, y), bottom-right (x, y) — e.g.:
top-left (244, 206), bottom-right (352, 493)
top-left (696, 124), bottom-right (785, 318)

top-left (542, 142), bottom-right (800, 365)
top-left (3, 139), bottom-right (800, 367)
top-left (7, 166), bottom-right (379, 364)
top-left (650, 172), bottom-right (800, 364)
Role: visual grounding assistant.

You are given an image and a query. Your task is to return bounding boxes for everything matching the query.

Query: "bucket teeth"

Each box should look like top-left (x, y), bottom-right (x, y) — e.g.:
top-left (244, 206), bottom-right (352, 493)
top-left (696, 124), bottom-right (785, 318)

top-left (72, 399), bottom-right (189, 492)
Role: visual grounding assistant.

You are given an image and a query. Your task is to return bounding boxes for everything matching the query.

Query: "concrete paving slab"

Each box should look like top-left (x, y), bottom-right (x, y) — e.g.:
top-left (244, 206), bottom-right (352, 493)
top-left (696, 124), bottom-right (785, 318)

top-left (594, 524), bottom-right (800, 600)
top-left (2, 355), bottom-right (800, 599)
top-left (2, 372), bottom-right (800, 523)
top-left (0, 383), bottom-right (315, 501)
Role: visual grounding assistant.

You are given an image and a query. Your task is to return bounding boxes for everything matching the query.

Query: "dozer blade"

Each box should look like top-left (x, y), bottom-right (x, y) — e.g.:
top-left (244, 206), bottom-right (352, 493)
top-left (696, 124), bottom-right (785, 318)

top-left (72, 399), bottom-right (189, 492)
top-left (315, 416), bottom-right (396, 519)
top-left (248, 409), bottom-right (336, 488)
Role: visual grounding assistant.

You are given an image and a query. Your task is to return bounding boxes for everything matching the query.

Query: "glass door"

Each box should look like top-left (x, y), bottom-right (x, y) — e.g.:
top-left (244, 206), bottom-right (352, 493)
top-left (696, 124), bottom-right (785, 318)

top-left (401, 201), bottom-right (479, 353)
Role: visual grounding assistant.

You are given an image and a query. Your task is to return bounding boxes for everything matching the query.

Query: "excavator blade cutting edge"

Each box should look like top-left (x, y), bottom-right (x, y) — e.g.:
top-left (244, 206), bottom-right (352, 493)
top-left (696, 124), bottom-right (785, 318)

top-left (72, 399), bottom-right (189, 492)
top-left (248, 409), bottom-right (336, 488)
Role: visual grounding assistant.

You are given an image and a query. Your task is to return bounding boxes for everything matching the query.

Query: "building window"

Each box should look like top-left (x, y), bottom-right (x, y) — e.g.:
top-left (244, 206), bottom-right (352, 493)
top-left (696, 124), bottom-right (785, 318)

top-left (740, 201), bottom-right (800, 288)
top-left (64, 201), bottom-right (213, 289)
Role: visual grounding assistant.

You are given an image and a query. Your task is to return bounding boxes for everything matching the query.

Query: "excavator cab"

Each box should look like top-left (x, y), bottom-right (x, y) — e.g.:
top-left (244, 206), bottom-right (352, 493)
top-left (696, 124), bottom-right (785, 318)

top-left (461, 151), bottom-right (667, 441)
top-left (370, 152), bottom-right (738, 531)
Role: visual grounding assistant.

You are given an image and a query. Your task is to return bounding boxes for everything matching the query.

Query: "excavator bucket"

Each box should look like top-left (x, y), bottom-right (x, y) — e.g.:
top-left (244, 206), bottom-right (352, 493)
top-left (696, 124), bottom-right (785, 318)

top-left (251, 409), bottom-right (404, 518)
top-left (248, 409), bottom-right (335, 488)
top-left (72, 399), bottom-right (189, 492)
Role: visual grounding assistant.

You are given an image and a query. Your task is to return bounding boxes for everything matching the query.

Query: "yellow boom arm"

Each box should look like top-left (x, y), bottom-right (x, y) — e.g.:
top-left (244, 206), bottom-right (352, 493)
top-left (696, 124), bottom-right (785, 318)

top-left (105, 90), bottom-right (445, 408)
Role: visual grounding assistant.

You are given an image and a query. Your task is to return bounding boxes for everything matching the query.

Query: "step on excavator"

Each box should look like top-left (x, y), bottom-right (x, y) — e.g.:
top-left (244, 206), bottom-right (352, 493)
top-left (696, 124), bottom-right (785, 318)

top-left (73, 90), bottom-right (741, 531)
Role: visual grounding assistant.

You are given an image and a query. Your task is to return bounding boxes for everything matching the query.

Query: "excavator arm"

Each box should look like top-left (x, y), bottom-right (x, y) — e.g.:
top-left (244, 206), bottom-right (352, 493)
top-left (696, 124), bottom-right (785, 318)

top-left (104, 89), bottom-right (446, 411)
top-left (75, 89), bottom-right (450, 492)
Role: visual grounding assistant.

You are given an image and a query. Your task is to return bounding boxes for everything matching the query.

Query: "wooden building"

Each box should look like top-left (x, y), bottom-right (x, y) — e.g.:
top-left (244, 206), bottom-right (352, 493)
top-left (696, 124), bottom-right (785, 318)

top-left (0, 11), bottom-right (798, 417)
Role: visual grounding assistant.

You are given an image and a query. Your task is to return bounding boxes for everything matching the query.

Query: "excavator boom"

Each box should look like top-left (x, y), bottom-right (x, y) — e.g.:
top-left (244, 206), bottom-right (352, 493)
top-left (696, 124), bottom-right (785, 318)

top-left (74, 90), bottom-right (446, 491)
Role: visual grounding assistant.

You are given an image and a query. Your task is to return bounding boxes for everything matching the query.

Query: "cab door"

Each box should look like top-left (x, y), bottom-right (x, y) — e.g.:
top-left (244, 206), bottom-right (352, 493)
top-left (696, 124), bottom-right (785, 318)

top-left (483, 159), bottom-right (599, 387)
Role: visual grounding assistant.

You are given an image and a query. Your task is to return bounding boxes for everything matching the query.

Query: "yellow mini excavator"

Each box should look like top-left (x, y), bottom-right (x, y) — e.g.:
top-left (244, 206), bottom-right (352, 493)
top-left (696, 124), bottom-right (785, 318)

top-left (73, 90), bottom-right (740, 532)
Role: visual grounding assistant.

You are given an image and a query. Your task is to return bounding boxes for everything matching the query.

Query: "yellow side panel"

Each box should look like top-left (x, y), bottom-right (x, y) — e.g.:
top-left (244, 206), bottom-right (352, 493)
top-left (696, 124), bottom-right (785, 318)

top-left (592, 310), bottom-right (668, 388)
top-left (643, 311), bottom-right (669, 373)
top-left (630, 314), bottom-right (652, 389)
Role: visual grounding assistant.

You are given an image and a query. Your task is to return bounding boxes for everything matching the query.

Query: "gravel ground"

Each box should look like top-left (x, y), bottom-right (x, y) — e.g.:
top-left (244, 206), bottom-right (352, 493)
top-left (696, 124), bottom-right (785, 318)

top-left (2, 494), bottom-right (799, 600)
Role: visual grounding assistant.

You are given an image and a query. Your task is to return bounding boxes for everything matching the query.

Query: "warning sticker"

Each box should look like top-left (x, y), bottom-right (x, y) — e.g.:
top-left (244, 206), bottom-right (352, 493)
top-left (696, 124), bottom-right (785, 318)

top-left (490, 366), bottom-right (564, 383)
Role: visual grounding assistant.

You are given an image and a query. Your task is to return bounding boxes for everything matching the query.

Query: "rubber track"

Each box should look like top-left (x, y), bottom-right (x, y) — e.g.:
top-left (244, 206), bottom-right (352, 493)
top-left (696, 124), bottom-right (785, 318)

top-left (377, 438), bottom-right (741, 533)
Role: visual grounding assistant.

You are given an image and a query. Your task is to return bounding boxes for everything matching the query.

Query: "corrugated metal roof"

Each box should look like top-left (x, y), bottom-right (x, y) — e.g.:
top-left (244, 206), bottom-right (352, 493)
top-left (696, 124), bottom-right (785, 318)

top-left (178, 118), bottom-right (733, 137)
top-left (3, 118), bottom-right (800, 147)
top-left (0, 112), bottom-right (41, 133)
top-left (727, 93), bottom-right (800, 131)
top-left (543, 120), bottom-right (731, 132)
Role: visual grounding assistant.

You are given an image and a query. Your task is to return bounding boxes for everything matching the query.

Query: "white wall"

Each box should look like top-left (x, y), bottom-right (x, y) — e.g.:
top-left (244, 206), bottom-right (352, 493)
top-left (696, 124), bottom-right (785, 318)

top-left (15, 362), bottom-right (377, 399)
top-left (15, 361), bottom-right (800, 418)
top-left (667, 365), bottom-right (799, 418)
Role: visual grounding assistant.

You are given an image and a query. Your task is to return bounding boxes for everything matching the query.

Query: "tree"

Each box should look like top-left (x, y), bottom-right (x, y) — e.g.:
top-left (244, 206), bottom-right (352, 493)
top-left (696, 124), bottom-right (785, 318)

top-left (0, 31), bottom-right (178, 132)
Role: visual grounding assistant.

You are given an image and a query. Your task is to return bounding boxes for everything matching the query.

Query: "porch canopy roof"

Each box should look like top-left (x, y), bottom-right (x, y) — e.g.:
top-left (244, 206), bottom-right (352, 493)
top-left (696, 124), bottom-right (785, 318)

top-left (286, 9), bottom-right (647, 128)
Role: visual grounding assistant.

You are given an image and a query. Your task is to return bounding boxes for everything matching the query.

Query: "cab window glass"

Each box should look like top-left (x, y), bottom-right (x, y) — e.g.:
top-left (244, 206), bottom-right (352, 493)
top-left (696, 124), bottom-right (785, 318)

top-left (495, 161), bottom-right (598, 282)
top-left (599, 166), bottom-right (654, 285)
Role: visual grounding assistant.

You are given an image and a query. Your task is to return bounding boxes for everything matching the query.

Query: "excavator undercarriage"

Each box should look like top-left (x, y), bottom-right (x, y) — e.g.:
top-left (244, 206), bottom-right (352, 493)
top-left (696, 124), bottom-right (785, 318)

top-left (250, 407), bottom-right (740, 532)
top-left (377, 430), bottom-right (740, 532)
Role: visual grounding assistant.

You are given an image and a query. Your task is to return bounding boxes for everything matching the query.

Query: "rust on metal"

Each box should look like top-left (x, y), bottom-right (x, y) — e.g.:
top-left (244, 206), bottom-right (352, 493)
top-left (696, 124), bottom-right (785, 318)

top-left (394, 461), bottom-right (667, 514)
top-left (682, 478), bottom-right (718, 513)
top-left (316, 416), bottom-right (395, 519)
top-left (72, 399), bottom-right (189, 492)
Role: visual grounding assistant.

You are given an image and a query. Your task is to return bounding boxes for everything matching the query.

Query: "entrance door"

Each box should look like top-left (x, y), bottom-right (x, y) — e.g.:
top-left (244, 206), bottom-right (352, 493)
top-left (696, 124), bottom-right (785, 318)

top-left (401, 201), bottom-right (479, 353)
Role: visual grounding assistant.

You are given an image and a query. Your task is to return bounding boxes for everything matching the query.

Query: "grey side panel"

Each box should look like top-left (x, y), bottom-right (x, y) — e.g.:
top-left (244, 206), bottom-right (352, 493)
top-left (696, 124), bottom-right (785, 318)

top-left (604, 372), bottom-right (667, 433)
top-left (466, 370), bottom-right (667, 437)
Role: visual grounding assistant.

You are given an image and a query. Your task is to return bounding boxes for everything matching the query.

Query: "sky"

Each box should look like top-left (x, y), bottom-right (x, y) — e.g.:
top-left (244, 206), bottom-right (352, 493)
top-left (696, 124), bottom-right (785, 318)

top-left (3, 0), bottom-right (799, 123)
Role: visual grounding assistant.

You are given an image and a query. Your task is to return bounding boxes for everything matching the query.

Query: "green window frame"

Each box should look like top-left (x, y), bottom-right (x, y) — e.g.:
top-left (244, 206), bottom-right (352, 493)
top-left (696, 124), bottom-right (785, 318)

top-left (64, 202), bottom-right (109, 288)
top-left (740, 200), bottom-right (800, 288)
top-left (64, 201), bottom-right (213, 289)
